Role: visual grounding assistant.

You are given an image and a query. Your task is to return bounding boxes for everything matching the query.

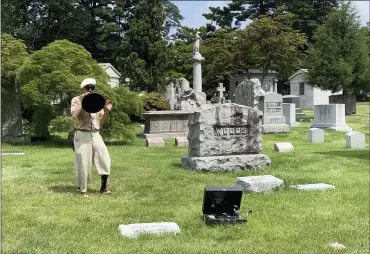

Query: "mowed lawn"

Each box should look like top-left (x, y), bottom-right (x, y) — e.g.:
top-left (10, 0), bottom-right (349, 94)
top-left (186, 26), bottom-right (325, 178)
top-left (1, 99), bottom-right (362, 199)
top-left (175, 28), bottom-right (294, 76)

top-left (2, 102), bottom-right (369, 254)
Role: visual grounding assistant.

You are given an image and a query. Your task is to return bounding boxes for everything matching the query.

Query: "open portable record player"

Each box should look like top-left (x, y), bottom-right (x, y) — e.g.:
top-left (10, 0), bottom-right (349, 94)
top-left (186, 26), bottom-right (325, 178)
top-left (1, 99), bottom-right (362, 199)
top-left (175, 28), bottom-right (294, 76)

top-left (202, 186), bottom-right (251, 225)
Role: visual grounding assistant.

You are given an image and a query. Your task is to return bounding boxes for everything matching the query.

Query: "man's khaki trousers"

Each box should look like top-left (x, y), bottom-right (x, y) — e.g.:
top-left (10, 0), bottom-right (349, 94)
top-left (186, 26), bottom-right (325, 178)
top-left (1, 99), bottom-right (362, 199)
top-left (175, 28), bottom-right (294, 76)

top-left (74, 130), bottom-right (111, 192)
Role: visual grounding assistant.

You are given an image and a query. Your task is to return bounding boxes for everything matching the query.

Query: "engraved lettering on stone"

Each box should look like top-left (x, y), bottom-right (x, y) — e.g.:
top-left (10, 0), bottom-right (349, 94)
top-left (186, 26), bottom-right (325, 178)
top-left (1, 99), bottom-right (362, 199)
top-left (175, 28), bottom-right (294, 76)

top-left (270, 118), bottom-right (280, 124)
top-left (214, 126), bottom-right (250, 136)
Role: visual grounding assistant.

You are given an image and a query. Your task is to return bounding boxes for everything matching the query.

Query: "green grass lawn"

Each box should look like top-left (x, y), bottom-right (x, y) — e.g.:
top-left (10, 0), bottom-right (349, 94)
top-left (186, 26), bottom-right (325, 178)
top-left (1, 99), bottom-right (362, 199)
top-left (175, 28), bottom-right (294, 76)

top-left (2, 103), bottom-right (369, 254)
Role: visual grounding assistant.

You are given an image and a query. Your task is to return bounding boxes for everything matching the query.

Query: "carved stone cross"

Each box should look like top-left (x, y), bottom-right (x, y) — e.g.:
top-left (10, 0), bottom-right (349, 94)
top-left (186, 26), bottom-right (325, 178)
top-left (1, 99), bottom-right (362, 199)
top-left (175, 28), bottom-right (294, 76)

top-left (217, 83), bottom-right (225, 99)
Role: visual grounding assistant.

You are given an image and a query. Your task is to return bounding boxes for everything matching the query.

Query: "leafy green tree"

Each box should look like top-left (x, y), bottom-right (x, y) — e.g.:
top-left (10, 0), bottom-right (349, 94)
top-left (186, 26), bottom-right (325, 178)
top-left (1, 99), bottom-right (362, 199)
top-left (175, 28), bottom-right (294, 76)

top-left (141, 92), bottom-right (170, 111)
top-left (235, 10), bottom-right (307, 81)
top-left (1, 33), bottom-right (28, 93)
top-left (1, 33), bottom-right (29, 136)
top-left (306, 3), bottom-right (370, 115)
top-left (202, 0), bottom-right (338, 42)
top-left (17, 39), bottom-right (142, 140)
top-left (117, 1), bottom-right (169, 92)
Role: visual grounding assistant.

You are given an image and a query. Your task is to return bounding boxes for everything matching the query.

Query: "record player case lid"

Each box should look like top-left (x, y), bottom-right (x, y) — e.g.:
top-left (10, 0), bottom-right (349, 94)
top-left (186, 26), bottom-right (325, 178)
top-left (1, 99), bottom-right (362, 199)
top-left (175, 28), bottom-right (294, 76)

top-left (202, 186), bottom-right (243, 215)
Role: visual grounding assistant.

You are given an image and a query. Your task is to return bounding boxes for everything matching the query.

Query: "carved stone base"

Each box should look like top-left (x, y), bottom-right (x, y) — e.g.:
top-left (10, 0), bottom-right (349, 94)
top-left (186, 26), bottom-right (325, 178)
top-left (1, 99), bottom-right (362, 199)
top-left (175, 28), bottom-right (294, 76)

top-left (181, 154), bottom-right (271, 172)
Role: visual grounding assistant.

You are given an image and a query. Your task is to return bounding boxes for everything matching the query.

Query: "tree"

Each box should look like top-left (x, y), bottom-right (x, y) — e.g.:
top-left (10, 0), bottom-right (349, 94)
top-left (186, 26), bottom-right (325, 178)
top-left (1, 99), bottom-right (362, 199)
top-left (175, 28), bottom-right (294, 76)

top-left (1, 33), bottom-right (29, 137)
top-left (202, 0), bottom-right (338, 43)
top-left (17, 39), bottom-right (142, 140)
top-left (305, 2), bottom-right (370, 115)
top-left (117, 1), bottom-right (169, 92)
top-left (237, 10), bottom-right (307, 81)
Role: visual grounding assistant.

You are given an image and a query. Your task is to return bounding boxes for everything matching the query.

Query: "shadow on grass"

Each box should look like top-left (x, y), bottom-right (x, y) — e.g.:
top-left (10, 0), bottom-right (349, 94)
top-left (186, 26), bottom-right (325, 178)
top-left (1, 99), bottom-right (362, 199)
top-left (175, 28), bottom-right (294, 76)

top-left (171, 162), bottom-right (183, 169)
top-left (314, 150), bottom-right (369, 160)
top-left (50, 184), bottom-right (101, 194)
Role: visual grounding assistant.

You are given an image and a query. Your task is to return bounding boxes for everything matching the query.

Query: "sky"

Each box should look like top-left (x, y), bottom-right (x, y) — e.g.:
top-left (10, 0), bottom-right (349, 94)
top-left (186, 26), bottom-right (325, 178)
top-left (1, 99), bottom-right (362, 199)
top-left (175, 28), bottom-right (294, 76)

top-left (171, 1), bottom-right (370, 28)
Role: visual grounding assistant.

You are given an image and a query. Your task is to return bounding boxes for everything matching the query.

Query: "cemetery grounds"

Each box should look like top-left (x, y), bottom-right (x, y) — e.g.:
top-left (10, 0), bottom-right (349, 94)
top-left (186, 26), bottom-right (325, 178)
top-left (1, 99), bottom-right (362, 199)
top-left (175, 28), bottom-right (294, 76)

top-left (2, 102), bottom-right (369, 254)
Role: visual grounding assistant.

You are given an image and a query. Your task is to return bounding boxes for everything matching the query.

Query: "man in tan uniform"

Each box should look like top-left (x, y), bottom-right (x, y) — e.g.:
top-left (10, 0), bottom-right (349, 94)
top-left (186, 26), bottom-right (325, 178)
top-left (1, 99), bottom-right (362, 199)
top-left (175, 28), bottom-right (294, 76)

top-left (71, 78), bottom-right (112, 197)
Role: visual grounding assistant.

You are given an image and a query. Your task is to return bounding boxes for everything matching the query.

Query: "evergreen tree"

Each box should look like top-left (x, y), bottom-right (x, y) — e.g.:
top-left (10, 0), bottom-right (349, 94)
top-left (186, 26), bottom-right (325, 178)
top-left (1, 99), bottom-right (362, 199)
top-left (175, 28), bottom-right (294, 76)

top-left (306, 3), bottom-right (370, 115)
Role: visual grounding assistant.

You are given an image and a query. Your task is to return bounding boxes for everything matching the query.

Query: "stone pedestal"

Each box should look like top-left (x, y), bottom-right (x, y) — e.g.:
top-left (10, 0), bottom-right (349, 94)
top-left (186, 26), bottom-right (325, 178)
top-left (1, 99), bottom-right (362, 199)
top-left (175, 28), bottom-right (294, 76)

top-left (310, 104), bottom-right (352, 132)
top-left (181, 103), bottom-right (270, 171)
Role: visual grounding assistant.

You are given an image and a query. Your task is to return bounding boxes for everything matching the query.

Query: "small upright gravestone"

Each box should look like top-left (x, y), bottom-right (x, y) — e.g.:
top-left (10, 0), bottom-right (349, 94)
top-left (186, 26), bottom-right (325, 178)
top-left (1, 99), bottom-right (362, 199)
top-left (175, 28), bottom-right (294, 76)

top-left (308, 128), bottom-right (324, 143)
top-left (261, 93), bottom-right (290, 133)
top-left (182, 103), bottom-right (271, 171)
top-left (346, 131), bottom-right (365, 149)
top-left (283, 103), bottom-right (299, 127)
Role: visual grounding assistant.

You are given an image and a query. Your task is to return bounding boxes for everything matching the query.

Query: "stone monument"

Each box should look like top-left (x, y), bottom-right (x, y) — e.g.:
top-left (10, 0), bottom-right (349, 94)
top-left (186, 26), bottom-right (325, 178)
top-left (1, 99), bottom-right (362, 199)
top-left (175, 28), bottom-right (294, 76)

top-left (192, 32), bottom-right (207, 102)
top-left (282, 95), bottom-right (305, 117)
top-left (163, 81), bottom-right (177, 110)
top-left (310, 104), bottom-right (352, 132)
top-left (182, 103), bottom-right (271, 171)
top-left (235, 78), bottom-right (265, 110)
top-left (260, 92), bottom-right (290, 133)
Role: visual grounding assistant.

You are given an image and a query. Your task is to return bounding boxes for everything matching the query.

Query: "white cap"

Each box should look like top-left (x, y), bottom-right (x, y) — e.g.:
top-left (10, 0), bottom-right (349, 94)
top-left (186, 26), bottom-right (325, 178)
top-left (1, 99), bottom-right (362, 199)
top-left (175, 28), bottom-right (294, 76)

top-left (80, 78), bottom-right (96, 89)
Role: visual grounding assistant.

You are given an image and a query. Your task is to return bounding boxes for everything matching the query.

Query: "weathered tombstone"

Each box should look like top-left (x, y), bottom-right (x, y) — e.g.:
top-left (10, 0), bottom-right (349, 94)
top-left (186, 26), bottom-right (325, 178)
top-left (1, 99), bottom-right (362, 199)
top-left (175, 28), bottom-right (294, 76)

top-left (283, 103), bottom-right (299, 127)
top-left (146, 137), bottom-right (165, 147)
top-left (236, 175), bottom-right (284, 193)
top-left (290, 183), bottom-right (335, 191)
top-left (163, 82), bottom-right (177, 110)
top-left (118, 222), bottom-right (180, 238)
top-left (308, 128), bottom-right (324, 143)
top-left (274, 142), bottom-right (294, 152)
top-left (310, 104), bottom-right (352, 132)
top-left (175, 137), bottom-right (188, 147)
top-left (282, 95), bottom-right (305, 117)
top-left (235, 78), bottom-right (265, 110)
top-left (182, 103), bottom-right (271, 171)
top-left (261, 92), bottom-right (290, 133)
top-left (346, 131), bottom-right (366, 149)
top-left (142, 111), bottom-right (190, 139)
top-left (177, 78), bottom-right (190, 95)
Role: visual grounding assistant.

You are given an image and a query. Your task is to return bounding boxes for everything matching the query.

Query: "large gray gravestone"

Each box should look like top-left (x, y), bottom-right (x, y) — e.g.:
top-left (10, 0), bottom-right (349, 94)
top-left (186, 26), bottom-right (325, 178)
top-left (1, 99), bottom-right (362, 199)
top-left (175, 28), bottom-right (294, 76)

top-left (235, 78), bottom-right (265, 110)
top-left (261, 92), bottom-right (289, 133)
top-left (182, 103), bottom-right (271, 171)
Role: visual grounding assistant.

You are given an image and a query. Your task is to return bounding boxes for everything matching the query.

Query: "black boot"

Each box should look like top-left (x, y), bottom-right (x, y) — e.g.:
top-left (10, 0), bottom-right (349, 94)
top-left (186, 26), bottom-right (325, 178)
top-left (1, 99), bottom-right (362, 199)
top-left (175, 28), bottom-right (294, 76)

top-left (100, 175), bottom-right (112, 194)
